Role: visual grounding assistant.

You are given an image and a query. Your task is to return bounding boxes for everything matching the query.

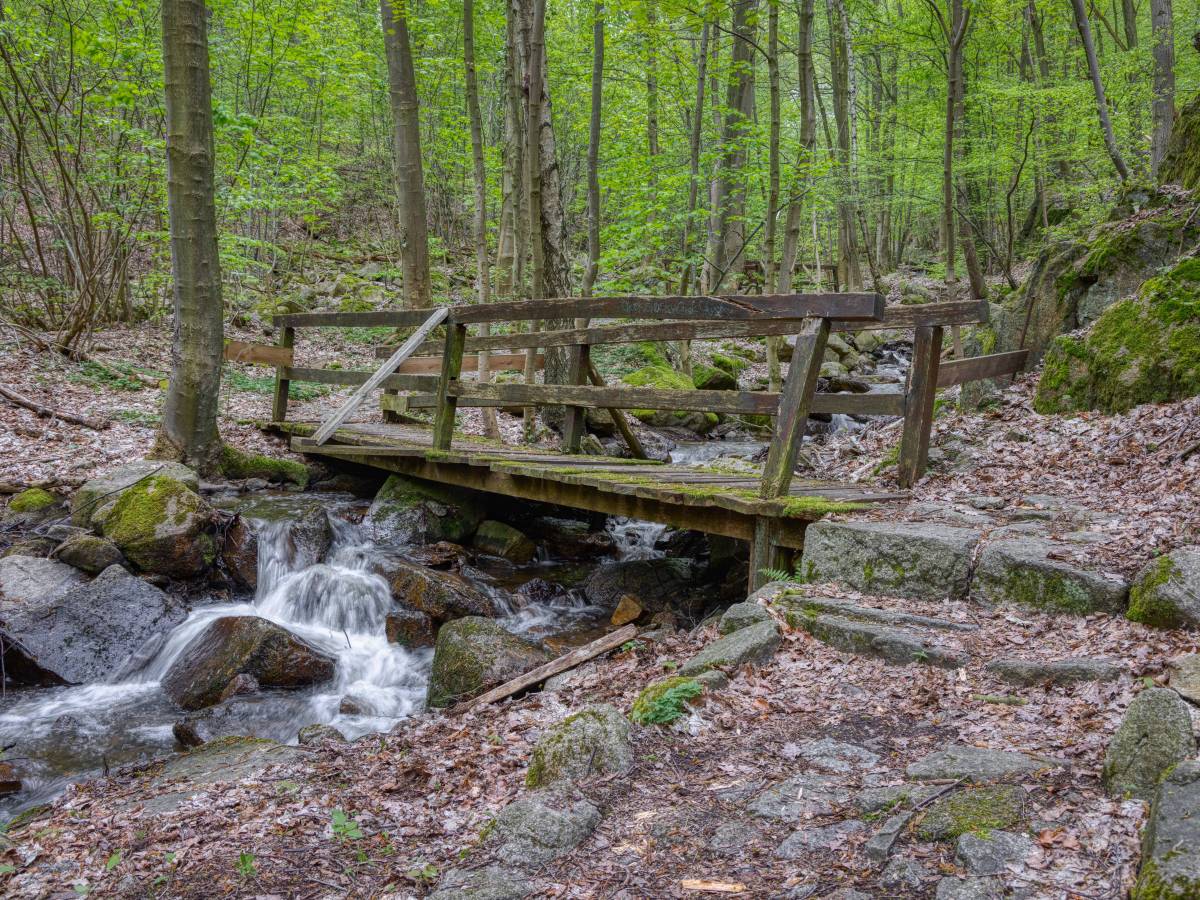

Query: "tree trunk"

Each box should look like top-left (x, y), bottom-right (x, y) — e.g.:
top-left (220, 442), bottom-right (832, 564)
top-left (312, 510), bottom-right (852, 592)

top-left (380, 0), bottom-right (432, 307)
top-left (763, 0), bottom-right (781, 296)
top-left (679, 21), bottom-right (709, 297)
top-left (941, 0), bottom-right (969, 285)
top-left (157, 0), bottom-right (224, 472)
top-left (582, 1), bottom-right (603, 298)
top-left (1150, 0), bottom-right (1175, 176)
top-left (829, 0), bottom-right (861, 291)
top-left (497, 6), bottom-right (525, 298)
top-left (1070, 0), bottom-right (1131, 180)
top-left (464, 0), bottom-right (500, 440)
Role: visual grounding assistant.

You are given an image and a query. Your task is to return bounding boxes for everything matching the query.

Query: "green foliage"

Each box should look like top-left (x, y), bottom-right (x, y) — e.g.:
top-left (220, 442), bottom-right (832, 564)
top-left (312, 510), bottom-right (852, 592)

top-left (630, 676), bottom-right (703, 725)
top-left (235, 851), bottom-right (257, 879)
top-left (331, 809), bottom-right (363, 841)
top-left (68, 361), bottom-right (159, 393)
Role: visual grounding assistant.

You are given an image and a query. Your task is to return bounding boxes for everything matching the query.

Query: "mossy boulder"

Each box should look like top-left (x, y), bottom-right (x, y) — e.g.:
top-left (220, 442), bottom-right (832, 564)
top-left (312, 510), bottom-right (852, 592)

top-left (916, 785), bottom-right (1028, 842)
top-left (1127, 547), bottom-right (1200, 629)
top-left (678, 619), bottom-right (781, 676)
top-left (526, 704), bottom-right (633, 787)
top-left (384, 606), bottom-right (435, 647)
top-left (1102, 687), bottom-right (1196, 800)
top-left (98, 475), bottom-right (216, 579)
top-left (53, 533), bottom-right (124, 575)
top-left (973, 537), bottom-right (1129, 615)
top-left (378, 557), bottom-right (498, 623)
top-left (71, 460), bottom-right (199, 529)
top-left (582, 558), bottom-right (697, 616)
top-left (621, 365), bottom-right (718, 434)
top-left (218, 446), bottom-right (309, 487)
top-left (426, 617), bottom-right (551, 708)
top-left (1, 537), bottom-right (58, 559)
top-left (3, 488), bottom-right (60, 526)
top-left (162, 615), bottom-right (336, 710)
top-left (1133, 760), bottom-right (1200, 899)
top-left (1160, 91), bottom-right (1200, 190)
top-left (473, 520), bottom-right (536, 564)
top-left (718, 602), bottom-right (772, 635)
top-left (1035, 258), bottom-right (1200, 414)
top-left (710, 353), bottom-right (750, 376)
top-left (630, 676), bottom-right (704, 725)
top-left (692, 363), bottom-right (737, 391)
top-left (363, 474), bottom-right (486, 546)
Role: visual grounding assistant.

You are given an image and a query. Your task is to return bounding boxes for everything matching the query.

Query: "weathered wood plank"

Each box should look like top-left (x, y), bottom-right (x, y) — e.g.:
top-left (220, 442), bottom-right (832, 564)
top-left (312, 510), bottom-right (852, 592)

top-left (280, 367), bottom-right (438, 392)
top-left (312, 307), bottom-right (449, 446)
top-left (455, 624), bottom-right (639, 712)
top-left (447, 292), bottom-right (885, 325)
top-left (836, 300), bottom-right (988, 332)
top-left (387, 353), bottom-right (543, 374)
top-left (936, 349), bottom-right (1028, 388)
top-left (562, 344), bottom-right (589, 453)
top-left (749, 519), bottom-right (784, 591)
top-left (760, 317), bottom-right (830, 499)
top-left (432, 323), bottom-right (467, 450)
top-left (273, 309), bottom-right (439, 328)
top-left (225, 340), bottom-right (294, 367)
top-left (450, 382), bottom-right (778, 415)
top-left (271, 327), bottom-right (295, 423)
top-left (898, 325), bottom-right (944, 488)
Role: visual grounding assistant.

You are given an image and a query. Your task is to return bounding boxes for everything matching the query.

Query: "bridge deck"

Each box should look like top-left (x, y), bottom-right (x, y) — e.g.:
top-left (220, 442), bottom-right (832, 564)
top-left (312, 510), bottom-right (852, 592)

top-left (270, 421), bottom-right (906, 551)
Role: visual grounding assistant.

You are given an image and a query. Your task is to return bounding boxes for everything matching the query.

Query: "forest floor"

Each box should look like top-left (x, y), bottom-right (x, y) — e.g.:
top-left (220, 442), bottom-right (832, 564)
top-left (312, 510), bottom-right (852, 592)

top-left (5, 576), bottom-right (1196, 897)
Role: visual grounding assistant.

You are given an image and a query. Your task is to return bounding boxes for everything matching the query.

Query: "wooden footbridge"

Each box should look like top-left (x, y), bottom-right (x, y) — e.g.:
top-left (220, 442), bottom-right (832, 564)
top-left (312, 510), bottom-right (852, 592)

top-left (242, 291), bottom-right (1026, 586)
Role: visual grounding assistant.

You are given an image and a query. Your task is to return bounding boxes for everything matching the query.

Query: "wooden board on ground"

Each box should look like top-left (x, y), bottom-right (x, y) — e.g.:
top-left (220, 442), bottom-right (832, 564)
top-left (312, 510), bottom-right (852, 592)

top-left (224, 340), bottom-right (293, 367)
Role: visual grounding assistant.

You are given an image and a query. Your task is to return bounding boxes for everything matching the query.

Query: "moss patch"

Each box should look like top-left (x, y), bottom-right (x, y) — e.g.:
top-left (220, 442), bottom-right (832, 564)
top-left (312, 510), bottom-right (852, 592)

top-left (8, 488), bottom-right (58, 514)
top-left (219, 446), bottom-right (309, 487)
top-left (630, 676), bottom-right (703, 725)
top-left (101, 475), bottom-right (214, 577)
top-left (916, 785), bottom-right (1027, 842)
top-left (525, 705), bottom-right (632, 788)
top-left (1127, 556), bottom-right (1184, 628)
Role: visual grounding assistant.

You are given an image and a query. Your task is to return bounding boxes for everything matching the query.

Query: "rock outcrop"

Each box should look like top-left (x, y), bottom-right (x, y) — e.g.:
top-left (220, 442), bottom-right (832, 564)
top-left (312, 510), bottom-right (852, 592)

top-left (1127, 546), bottom-right (1200, 629)
top-left (1102, 687), bottom-right (1196, 800)
top-left (1134, 760), bottom-right (1200, 898)
top-left (426, 617), bottom-right (550, 708)
top-left (363, 474), bottom-right (485, 546)
top-left (525, 704), bottom-right (633, 787)
top-left (162, 616), bottom-right (336, 710)
top-left (973, 537), bottom-right (1129, 614)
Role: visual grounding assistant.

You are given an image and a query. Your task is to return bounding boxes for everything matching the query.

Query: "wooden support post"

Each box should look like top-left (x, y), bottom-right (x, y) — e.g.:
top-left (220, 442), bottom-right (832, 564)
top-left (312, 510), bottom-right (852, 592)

top-left (586, 360), bottom-right (647, 460)
top-left (433, 322), bottom-right (468, 451)
top-left (382, 387), bottom-right (400, 423)
top-left (271, 326), bottom-right (294, 423)
top-left (562, 344), bottom-right (589, 453)
top-left (749, 518), bottom-right (783, 590)
top-left (898, 324), bottom-right (944, 488)
top-left (759, 317), bottom-right (830, 499)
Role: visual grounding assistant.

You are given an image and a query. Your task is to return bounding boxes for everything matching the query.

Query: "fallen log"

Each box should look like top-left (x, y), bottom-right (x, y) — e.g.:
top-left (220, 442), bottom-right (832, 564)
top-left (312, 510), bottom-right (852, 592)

top-left (455, 623), bottom-right (638, 713)
top-left (0, 385), bottom-right (108, 431)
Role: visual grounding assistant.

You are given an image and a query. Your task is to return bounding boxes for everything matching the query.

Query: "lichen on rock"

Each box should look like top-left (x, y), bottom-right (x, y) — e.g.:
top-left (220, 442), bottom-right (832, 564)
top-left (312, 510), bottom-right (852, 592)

top-left (1127, 548), bottom-right (1200, 629)
top-left (525, 704), bottom-right (632, 787)
top-left (916, 785), bottom-right (1028, 842)
top-left (426, 617), bottom-right (550, 708)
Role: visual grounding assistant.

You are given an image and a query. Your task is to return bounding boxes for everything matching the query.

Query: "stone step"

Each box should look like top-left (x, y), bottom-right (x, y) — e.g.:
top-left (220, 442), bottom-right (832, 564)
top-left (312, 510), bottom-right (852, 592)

top-left (795, 612), bottom-right (969, 669)
top-left (774, 594), bottom-right (977, 633)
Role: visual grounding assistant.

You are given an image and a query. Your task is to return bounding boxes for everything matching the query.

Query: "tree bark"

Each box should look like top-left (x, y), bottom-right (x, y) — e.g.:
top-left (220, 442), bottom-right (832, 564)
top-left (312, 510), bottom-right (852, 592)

top-left (829, 0), bottom-right (861, 291)
top-left (1150, 0), bottom-right (1175, 176)
top-left (582, 1), bottom-right (604, 298)
top-left (497, 6), bottom-right (525, 298)
top-left (157, 0), bottom-right (224, 472)
top-left (678, 21), bottom-right (709, 297)
top-left (380, 0), bottom-right (432, 307)
top-left (763, 0), bottom-right (781, 296)
top-left (1070, 0), bottom-right (1131, 180)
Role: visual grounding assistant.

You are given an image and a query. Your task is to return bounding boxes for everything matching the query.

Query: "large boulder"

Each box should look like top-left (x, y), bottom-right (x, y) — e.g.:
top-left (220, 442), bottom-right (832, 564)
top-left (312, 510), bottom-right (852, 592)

top-left (71, 460), bottom-right (199, 530)
top-left (1127, 546), bottom-right (1200, 629)
top-left (473, 521), bottom-right (536, 564)
top-left (378, 557), bottom-right (498, 623)
top-left (1102, 687), bottom-right (1196, 800)
top-left (1134, 760), bottom-right (1200, 898)
top-left (363, 474), bottom-right (486, 546)
top-left (1035, 258), bottom-right (1200, 414)
top-left (973, 537), bottom-right (1129, 615)
top-left (426, 617), bottom-right (550, 708)
top-left (162, 616), bottom-right (336, 710)
top-left (799, 520), bottom-right (980, 600)
top-left (95, 475), bottom-right (216, 579)
top-left (226, 496), bottom-right (335, 570)
top-left (692, 364), bottom-right (737, 391)
top-left (678, 620), bottom-right (781, 676)
top-left (3, 488), bottom-right (61, 527)
top-left (525, 704), bottom-right (633, 788)
top-left (621, 365), bottom-right (718, 434)
top-left (0, 563), bottom-right (186, 684)
top-left (583, 558), bottom-right (696, 614)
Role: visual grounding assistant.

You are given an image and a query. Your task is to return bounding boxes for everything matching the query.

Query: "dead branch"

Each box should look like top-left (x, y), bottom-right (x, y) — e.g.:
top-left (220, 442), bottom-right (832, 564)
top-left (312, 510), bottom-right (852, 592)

top-left (0, 385), bottom-right (108, 430)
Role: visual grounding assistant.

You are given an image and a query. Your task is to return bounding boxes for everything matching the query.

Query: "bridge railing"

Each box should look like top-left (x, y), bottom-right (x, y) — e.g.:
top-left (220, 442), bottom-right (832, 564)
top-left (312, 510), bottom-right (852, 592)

top-left (253, 292), bottom-right (1027, 490)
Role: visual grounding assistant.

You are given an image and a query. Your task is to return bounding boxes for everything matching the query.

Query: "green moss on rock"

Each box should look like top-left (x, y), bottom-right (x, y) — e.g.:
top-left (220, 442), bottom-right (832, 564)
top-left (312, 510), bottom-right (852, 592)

top-left (630, 676), bottom-right (703, 725)
top-left (916, 785), bottom-right (1027, 842)
top-left (1128, 556), bottom-right (1185, 628)
top-left (525, 704), bottom-right (633, 788)
top-left (101, 475), bottom-right (214, 578)
top-left (426, 617), bottom-right (550, 708)
top-left (621, 366), bottom-right (719, 433)
top-left (219, 446), bottom-right (309, 487)
top-left (8, 488), bottom-right (57, 514)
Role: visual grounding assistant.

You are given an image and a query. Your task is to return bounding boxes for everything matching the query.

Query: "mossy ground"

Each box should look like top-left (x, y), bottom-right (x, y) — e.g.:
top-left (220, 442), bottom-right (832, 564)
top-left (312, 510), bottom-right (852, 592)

top-left (8, 488), bottom-right (58, 513)
top-left (1127, 556), bottom-right (1184, 628)
top-left (630, 676), bottom-right (703, 725)
top-left (916, 785), bottom-right (1027, 841)
top-left (219, 445), bottom-right (309, 487)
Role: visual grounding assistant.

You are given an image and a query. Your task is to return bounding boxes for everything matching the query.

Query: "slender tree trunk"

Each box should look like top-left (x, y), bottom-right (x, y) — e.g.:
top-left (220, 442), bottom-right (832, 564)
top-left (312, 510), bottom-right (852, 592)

top-left (1150, 0), bottom-right (1175, 175)
top-left (1070, 0), bottom-right (1131, 180)
top-left (157, 0), bottom-right (223, 471)
top-left (829, 0), bottom-right (861, 290)
top-left (644, 4), bottom-right (659, 264)
top-left (763, 0), bottom-right (781, 296)
top-left (464, 0), bottom-right (500, 440)
top-left (380, 0), bottom-right (432, 307)
top-left (583, 1), bottom-right (603, 298)
top-left (522, 0), bottom-right (546, 442)
top-left (679, 21), bottom-right (710, 296)
top-left (940, 0), bottom-right (969, 285)
top-left (497, 7), bottom-right (525, 298)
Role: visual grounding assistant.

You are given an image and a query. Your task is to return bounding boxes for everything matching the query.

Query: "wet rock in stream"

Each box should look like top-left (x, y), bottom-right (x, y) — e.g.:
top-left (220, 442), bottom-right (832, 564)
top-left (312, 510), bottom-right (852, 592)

top-left (363, 474), bottom-right (486, 546)
top-left (426, 616), bottom-right (551, 708)
top-left (378, 556), bottom-right (499, 622)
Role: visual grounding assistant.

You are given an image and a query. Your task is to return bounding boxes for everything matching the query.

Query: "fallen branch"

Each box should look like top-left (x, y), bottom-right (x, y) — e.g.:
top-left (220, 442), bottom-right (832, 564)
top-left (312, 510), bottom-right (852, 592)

top-left (0, 385), bottom-right (108, 431)
top-left (454, 623), bottom-right (638, 713)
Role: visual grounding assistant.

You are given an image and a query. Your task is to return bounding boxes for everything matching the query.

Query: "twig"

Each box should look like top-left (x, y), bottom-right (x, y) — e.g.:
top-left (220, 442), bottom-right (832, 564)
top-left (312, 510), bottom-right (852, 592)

top-left (1176, 437), bottom-right (1200, 462)
top-left (0, 384), bottom-right (108, 430)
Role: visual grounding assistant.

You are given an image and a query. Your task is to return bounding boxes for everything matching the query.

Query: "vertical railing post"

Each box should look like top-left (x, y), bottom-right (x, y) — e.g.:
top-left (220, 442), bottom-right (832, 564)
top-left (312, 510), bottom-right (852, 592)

top-left (433, 321), bottom-right (467, 450)
top-left (562, 343), bottom-right (589, 453)
top-left (749, 519), bottom-right (784, 590)
top-left (759, 316), bottom-right (830, 499)
top-left (271, 325), bottom-right (294, 423)
top-left (898, 324), bottom-right (943, 488)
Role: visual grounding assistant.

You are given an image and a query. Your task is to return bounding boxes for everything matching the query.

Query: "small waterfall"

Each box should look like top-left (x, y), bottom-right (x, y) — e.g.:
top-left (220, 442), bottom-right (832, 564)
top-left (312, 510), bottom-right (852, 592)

top-left (606, 517), bottom-right (666, 560)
